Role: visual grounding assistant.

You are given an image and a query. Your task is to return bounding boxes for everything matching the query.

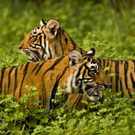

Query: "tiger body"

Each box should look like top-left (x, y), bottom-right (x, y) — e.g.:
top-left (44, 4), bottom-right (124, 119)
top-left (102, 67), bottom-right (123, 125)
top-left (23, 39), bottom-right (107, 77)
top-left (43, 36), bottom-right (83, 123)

top-left (96, 59), bottom-right (135, 97)
top-left (0, 50), bottom-right (103, 108)
top-left (0, 57), bottom-right (68, 101)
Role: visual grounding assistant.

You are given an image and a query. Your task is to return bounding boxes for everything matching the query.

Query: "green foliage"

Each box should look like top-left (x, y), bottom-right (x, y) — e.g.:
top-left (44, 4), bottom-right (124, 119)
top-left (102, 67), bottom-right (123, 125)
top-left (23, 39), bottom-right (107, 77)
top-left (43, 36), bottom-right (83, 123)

top-left (0, 91), bottom-right (135, 135)
top-left (0, 0), bottom-right (135, 134)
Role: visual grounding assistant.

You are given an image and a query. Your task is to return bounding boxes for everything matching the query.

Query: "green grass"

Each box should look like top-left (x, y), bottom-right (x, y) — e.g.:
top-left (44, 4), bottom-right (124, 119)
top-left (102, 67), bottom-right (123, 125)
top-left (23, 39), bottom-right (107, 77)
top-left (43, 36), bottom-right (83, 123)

top-left (1, 92), bottom-right (135, 135)
top-left (0, 0), bottom-right (135, 134)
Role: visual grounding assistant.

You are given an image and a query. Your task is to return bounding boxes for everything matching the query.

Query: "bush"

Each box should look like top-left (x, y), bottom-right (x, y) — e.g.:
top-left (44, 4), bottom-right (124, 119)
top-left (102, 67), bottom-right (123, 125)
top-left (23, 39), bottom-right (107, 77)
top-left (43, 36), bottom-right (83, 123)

top-left (0, 91), bottom-right (135, 135)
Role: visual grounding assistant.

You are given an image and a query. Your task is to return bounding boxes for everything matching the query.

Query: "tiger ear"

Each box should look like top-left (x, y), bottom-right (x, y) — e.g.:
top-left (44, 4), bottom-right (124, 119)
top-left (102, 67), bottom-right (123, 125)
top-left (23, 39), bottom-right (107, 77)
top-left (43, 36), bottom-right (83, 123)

top-left (85, 48), bottom-right (96, 61)
top-left (69, 50), bottom-right (82, 66)
top-left (40, 19), bottom-right (47, 27)
top-left (86, 48), bottom-right (95, 57)
top-left (46, 19), bottom-right (60, 37)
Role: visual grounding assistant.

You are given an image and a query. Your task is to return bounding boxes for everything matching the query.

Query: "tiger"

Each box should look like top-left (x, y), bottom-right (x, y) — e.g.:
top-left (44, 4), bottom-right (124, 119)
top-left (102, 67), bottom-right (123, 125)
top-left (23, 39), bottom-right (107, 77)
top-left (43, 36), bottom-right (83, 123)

top-left (18, 19), bottom-right (135, 98)
top-left (95, 59), bottom-right (135, 97)
top-left (19, 19), bottom-right (85, 62)
top-left (0, 49), bottom-right (106, 109)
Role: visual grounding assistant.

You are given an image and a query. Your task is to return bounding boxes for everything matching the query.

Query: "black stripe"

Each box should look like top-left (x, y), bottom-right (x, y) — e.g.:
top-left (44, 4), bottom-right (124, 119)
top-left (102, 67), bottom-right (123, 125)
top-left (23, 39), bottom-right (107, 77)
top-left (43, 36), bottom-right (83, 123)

top-left (0, 68), bottom-right (5, 93)
top-left (60, 32), bottom-right (64, 55)
top-left (43, 36), bottom-right (47, 54)
top-left (49, 48), bottom-right (52, 59)
top-left (103, 59), bottom-right (106, 68)
top-left (49, 66), bottom-right (68, 109)
top-left (14, 68), bottom-right (18, 96)
top-left (19, 63), bottom-right (29, 97)
top-left (42, 48), bottom-right (46, 59)
top-left (131, 74), bottom-right (135, 89)
top-left (42, 33), bottom-right (46, 49)
top-left (41, 34), bottom-right (47, 59)
top-left (124, 61), bottom-right (130, 95)
top-left (120, 80), bottom-right (123, 96)
top-left (40, 35), bottom-right (45, 59)
top-left (34, 62), bottom-right (45, 75)
top-left (54, 42), bottom-right (57, 56)
top-left (39, 35), bottom-right (42, 48)
top-left (75, 64), bottom-right (84, 80)
top-left (115, 60), bottom-right (119, 92)
top-left (7, 67), bottom-right (15, 92)
top-left (31, 63), bottom-right (41, 73)
top-left (82, 67), bottom-right (86, 79)
top-left (65, 37), bottom-right (68, 44)
top-left (71, 64), bottom-right (84, 93)
top-left (79, 68), bottom-right (87, 93)
top-left (34, 51), bottom-right (41, 61)
top-left (42, 57), bottom-right (65, 76)
top-left (110, 60), bottom-right (113, 87)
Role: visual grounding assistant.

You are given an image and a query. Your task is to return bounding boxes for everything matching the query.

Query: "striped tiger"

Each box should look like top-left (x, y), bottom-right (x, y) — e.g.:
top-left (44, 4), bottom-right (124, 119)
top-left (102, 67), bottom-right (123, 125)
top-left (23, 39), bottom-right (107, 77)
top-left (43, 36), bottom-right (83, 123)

top-left (0, 49), bottom-right (105, 109)
top-left (19, 19), bottom-right (85, 62)
top-left (95, 59), bottom-right (135, 97)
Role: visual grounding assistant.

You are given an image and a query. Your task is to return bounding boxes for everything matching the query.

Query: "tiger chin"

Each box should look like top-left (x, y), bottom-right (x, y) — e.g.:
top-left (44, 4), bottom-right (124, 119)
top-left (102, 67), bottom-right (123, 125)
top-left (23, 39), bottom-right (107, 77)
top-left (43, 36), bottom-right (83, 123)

top-left (0, 49), bottom-right (107, 109)
top-left (19, 19), bottom-right (85, 62)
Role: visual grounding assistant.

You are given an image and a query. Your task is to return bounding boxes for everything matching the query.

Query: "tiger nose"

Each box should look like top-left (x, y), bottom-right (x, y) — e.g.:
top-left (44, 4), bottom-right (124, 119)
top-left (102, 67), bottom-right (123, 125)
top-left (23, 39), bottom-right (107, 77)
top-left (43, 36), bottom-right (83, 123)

top-left (18, 43), bottom-right (23, 49)
top-left (19, 46), bottom-right (22, 49)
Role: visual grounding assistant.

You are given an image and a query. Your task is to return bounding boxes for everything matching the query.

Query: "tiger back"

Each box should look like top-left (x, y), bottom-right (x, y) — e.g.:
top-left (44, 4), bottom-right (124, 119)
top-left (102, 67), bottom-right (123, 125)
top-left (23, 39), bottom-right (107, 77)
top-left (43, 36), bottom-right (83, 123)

top-left (96, 59), bottom-right (135, 97)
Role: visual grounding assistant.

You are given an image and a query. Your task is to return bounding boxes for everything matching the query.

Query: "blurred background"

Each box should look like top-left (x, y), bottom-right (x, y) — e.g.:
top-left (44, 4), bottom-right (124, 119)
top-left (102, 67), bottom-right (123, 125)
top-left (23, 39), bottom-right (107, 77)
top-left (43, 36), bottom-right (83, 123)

top-left (0, 0), bottom-right (135, 66)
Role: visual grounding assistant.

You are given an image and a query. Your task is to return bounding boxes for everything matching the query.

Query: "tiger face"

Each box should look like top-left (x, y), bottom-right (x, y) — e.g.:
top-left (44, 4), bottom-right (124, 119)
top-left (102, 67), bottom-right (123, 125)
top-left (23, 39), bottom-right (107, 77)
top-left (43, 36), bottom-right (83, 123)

top-left (19, 21), bottom-right (47, 62)
top-left (19, 19), bottom-right (79, 62)
top-left (77, 57), bottom-right (107, 103)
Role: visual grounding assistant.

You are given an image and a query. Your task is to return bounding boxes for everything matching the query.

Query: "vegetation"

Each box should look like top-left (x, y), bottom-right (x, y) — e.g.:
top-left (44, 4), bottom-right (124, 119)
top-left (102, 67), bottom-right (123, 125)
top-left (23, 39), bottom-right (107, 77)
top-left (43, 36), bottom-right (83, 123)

top-left (0, 0), bottom-right (135, 134)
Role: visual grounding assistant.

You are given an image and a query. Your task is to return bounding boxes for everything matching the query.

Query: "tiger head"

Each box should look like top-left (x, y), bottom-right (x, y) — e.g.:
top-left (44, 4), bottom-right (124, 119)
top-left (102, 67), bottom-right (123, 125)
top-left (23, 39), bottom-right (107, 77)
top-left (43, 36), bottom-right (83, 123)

top-left (19, 19), bottom-right (47, 62)
top-left (19, 19), bottom-right (78, 62)
top-left (68, 48), bottom-right (105, 102)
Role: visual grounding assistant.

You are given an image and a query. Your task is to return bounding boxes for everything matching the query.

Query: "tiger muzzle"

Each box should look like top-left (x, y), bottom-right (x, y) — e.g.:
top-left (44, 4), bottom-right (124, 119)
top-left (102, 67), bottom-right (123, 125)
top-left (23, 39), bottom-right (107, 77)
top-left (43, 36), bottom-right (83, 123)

top-left (83, 82), bottom-right (105, 102)
top-left (83, 82), bottom-right (112, 102)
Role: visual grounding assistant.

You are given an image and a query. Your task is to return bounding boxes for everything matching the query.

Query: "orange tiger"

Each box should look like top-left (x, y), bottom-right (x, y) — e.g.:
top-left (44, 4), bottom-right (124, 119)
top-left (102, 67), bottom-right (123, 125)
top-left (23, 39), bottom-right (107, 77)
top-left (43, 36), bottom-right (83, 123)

top-left (19, 19), bottom-right (85, 62)
top-left (96, 59), bottom-right (135, 97)
top-left (0, 49), bottom-right (106, 109)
